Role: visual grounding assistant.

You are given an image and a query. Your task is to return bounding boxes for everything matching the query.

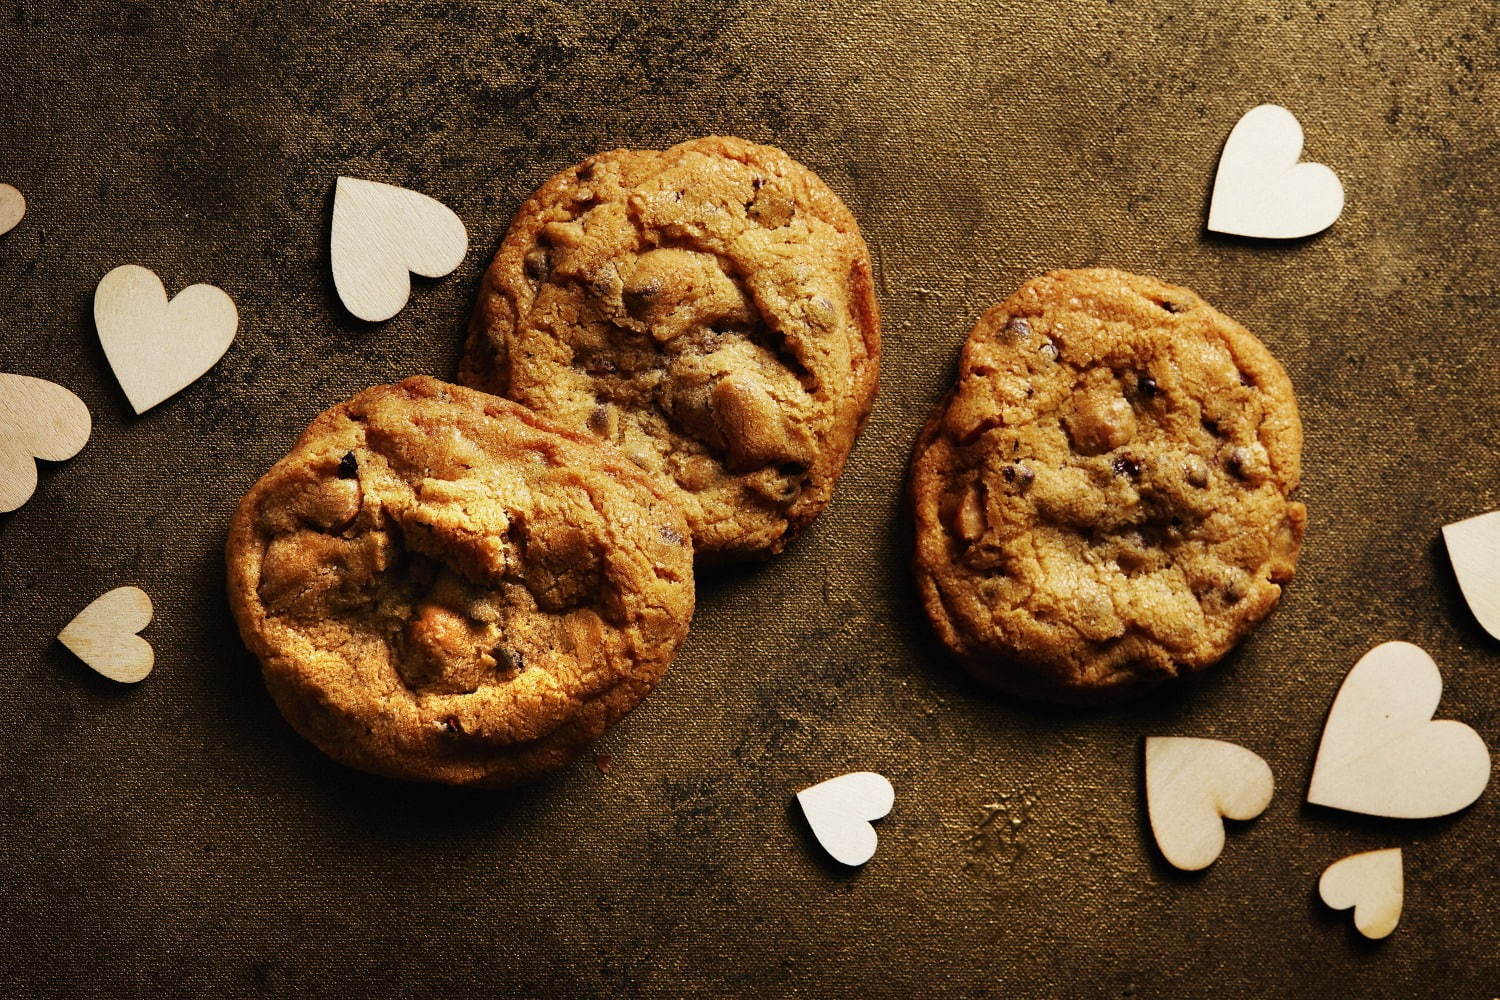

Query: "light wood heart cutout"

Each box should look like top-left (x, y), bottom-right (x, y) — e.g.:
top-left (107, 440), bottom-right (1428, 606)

top-left (1319, 848), bottom-right (1403, 940)
top-left (330, 177), bottom-right (467, 322)
top-left (0, 183), bottom-right (25, 236)
top-left (1308, 641), bottom-right (1491, 818)
top-left (1443, 510), bottom-right (1500, 641)
top-left (58, 586), bottom-right (154, 683)
top-left (1145, 737), bottom-right (1273, 871)
top-left (796, 771), bottom-right (894, 867)
top-left (1208, 104), bottom-right (1344, 239)
top-left (0, 373), bottom-right (91, 513)
top-left (94, 265), bottom-right (238, 414)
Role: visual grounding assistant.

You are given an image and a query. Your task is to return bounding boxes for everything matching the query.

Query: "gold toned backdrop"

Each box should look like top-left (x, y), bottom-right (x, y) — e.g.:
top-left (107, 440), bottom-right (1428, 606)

top-left (1, 1), bottom-right (1497, 996)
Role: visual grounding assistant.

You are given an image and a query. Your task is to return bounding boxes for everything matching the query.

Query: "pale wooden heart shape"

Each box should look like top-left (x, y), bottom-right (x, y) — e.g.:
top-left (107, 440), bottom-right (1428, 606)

top-left (0, 373), bottom-right (91, 513)
top-left (796, 771), bottom-right (894, 867)
top-left (0, 183), bottom-right (25, 236)
top-left (1145, 737), bottom-right (1273, 871)
top-left (330, 177), bottom-right (467, 322)
top-left (58, 586), bottom-right (154, 683)
top-left (94, 265), bottom-right (238, 414)
top-left (1208, 104), bottom-right (1344, 239)
top-left (1308, 641), bottom-right (1491, 818)
top-left (1319, 848), bottom-right (1403, 939)
top-left (1443, 510), bottom-right (1500, 640)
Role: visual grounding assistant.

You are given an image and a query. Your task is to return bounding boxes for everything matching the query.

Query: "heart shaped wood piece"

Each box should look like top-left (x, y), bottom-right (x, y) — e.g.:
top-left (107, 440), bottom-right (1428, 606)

top-left (1319, 848), bottom-right (1403, 940)
top-left (94, 265), bottom-right (238, 414)
top-left (0, 183), bottom-right (25, 236)
top-left (58, 586), bottom-right (154, 683)
top-left (1208, 104), bottom-right (1344, 239)
top-left (330, 177), bottom-right (467, 322)
top-left (796, 771), bottom-right (894, 867)
top-left (1443, 510), bottom-right (1500, 641)
top-left (1145, 737), bottom-right (1273, 871)
top-left (1308, 641), bottom-right (1490, 818)
top-left (0, 373), bottom-right (91, 513)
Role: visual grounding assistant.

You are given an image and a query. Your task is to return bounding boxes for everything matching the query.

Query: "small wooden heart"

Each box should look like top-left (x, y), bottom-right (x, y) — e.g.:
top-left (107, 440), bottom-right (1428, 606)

top-left (1308, 642), bottom-right (1491, 819)
top-left (94, 265), bottom-right (238, 414)
top-left (330, 177), bottom-right (467, 322)
top-left (1443, 510), bottom-right (1500, 641)
top-left (1145, 737), bottom-right (1274, 871)
top-left (58, 586), bottom-right (154, 683)
top-left (1208, 104), bottom-right (1344, 239)
top-left (1319, 848), bottom-right (1403, 940)
top-left (0, 373), bottom-right (92, 514)
top-left (796, 771), bottom-right (894, 867)
top-left (0, 183), bottom-right (25, 236)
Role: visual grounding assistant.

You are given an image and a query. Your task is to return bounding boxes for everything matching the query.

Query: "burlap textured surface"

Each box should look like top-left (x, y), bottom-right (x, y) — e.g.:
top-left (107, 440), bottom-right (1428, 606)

top-left (1, 2), bottom-right (1497, 996)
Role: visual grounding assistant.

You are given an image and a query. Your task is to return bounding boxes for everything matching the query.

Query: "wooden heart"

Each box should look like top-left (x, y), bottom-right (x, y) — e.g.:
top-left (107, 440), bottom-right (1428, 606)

top-left (0, 183), bottom-right (25, 236)
top-left (1308, 642), bottom-right (1491, 818)
top-left (94, 265), bottom-right (238, 414)
top-left (1145, 737), bottom-right (1273, 871)
top-left (330, 177), bottom-right (467, 322)
top-left (0, 373), bottom-right (91, 513)
top-left (1319, 848), bottom-right (1403, 939)
top-left (1443, 510), bottom-right (1500, 640)
top-left (1208, 104), bottom-right (1344, 239)
top-left (796, 771), bottom-right (894, 867)
top-left (58, 586), bottom-right (154, 683)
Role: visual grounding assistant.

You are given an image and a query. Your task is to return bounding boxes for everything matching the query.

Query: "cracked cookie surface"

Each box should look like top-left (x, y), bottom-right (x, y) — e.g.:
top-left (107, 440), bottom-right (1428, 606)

top-left (911, 270), bottom-right (1305, 703)
top-left (460, 136), bottom-right (880, 559)
top-left (226, 376), bottom-right (695, 786)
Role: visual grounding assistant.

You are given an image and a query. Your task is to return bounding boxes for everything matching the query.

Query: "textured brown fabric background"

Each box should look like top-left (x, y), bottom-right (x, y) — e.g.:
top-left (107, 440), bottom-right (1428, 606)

top-left (2, 2), bottom-right (1498, 996)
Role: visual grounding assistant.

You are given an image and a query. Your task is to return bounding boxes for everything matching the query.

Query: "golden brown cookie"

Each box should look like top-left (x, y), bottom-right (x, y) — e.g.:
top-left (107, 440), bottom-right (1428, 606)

top-left (226, 376), bottom-right (695, 786)
top-left (911, 270), bottom-right (1305, 703)
top-left (461, 136), bottom-right (880, 559)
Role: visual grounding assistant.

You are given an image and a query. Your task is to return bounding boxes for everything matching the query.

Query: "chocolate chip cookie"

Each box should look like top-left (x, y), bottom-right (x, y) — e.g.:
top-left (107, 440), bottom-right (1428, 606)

top-left (911, 270), bottom-right (1305, 703)
top-left (226, 376), bottom-right (695, 786)
top-left (460, 136), bottom-right (880, 559)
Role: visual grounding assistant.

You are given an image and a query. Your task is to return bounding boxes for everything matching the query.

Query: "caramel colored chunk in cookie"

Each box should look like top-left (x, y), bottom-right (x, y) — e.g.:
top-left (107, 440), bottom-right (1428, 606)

top-left (461, 136), bottom-right (880, 559)
top-left (910, 270), bottom-right (1306, 703)
top-left (226, 376), bottom-right (695, 786)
